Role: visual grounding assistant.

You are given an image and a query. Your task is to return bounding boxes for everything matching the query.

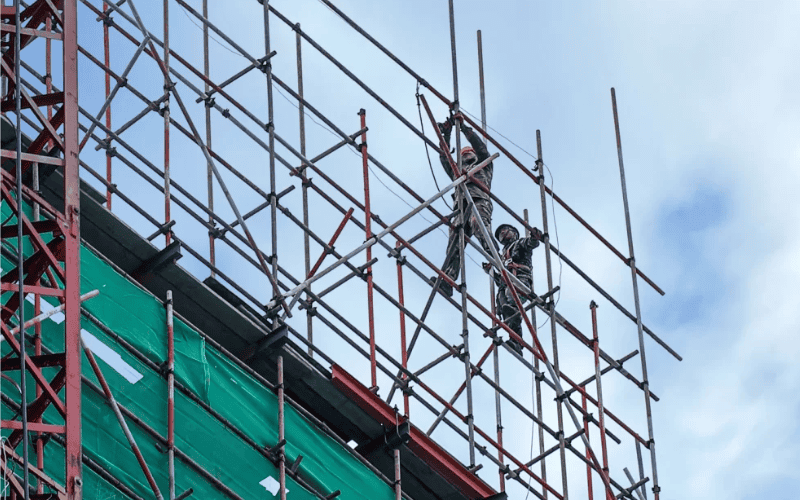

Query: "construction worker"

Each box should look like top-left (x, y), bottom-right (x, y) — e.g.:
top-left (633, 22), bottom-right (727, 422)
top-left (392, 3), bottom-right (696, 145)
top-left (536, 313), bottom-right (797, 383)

top-left (487, 223), bottom-right (542, 353)
top-left (432, 114), bottom-right (496, 297)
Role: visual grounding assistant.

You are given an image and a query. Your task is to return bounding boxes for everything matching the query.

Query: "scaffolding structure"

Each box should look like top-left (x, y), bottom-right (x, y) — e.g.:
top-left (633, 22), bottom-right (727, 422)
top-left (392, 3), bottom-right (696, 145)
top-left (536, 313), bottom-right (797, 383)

top-left (1, 1), bottom-right (682, 499)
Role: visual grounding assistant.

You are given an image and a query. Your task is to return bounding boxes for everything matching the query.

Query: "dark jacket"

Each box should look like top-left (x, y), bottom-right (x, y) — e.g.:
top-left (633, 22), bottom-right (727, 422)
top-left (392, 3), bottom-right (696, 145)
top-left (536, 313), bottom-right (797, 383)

top-left (439, 123), bottom-right (493, 204)
top-left (494, 236), bottom-right (539, 288)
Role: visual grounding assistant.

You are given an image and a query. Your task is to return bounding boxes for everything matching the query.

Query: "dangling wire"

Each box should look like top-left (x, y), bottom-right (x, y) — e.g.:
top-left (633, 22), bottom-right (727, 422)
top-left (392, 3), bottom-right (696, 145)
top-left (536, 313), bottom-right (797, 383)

top-left (416, 82), bottom-right (452, 211)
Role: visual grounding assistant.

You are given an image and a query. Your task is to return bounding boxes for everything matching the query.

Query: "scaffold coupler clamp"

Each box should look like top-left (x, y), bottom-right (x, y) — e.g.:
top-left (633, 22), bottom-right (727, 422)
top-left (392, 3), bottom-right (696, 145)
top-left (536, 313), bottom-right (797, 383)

top-left (266, 438), bottom-right (286, 460)
top-left (265, 297), bottom-right (284, 319)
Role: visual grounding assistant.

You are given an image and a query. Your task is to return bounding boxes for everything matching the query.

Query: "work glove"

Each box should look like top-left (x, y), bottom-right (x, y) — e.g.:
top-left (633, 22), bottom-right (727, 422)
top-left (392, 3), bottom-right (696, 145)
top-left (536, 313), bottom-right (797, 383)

top-left (437, 116), bottom-right (454, 134)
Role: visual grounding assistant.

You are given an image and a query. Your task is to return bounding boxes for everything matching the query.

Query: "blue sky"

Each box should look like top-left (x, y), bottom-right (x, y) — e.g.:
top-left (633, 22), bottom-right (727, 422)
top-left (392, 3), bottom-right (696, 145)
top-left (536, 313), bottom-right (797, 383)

top-left (42, 0), bottom-right (800, 498)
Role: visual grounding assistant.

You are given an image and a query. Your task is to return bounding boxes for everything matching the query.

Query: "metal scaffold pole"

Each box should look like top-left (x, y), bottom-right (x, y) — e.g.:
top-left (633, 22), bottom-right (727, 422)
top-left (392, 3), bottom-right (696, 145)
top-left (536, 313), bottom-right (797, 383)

top-left (263, 0), bottom-right (279, 303)
top-left (64, 1), bottom-right (83, 496)
top-left (360, 109), bottom-right (378, 390)
top-left (536, 131), bottom-right (569, 499)
top-left (103, 1), bottom-right (113, 209)
top-left (477, 29), bottom-right (505, 490)
top-left (611, 87), bottom-right (660, 500)
top-left (204, 0), bottom-right (215, 274)
top-left (167, 290), bottom-right (176, 499)
top-left (526, 208), bottom-right (547, 496)
top-left (296, 22), bottom-right (314, 356)
top-left (395, 242), bottom-right (411, 417)
top-left (278, 355), bottom-right (287, 500)
top-left (447, 0), bottom-right (476, 468)
top-left (13, 1), bottom-right (30, 496)
top-left (163, 0), bottom-right (172, 246)
top-left (590, 302), bottom-right (611, 490)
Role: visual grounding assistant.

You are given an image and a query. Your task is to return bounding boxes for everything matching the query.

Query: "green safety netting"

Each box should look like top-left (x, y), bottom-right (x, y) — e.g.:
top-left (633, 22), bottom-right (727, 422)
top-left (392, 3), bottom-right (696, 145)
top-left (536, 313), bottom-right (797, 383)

top-left (1, 200), bottom-right (395, 500)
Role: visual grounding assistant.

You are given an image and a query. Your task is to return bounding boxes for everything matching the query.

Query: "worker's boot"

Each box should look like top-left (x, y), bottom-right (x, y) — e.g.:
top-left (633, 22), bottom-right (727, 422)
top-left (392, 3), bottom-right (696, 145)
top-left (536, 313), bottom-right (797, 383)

top-left (507, 337), bottom-right (524, 356)
top-left (500, 305), bottom-right (524, 355)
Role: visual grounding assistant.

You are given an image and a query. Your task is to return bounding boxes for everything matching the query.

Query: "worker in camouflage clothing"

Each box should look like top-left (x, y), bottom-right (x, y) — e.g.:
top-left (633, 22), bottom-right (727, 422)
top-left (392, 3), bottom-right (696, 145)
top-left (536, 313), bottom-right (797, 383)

top-left (433, 114), bottom-right (496, 297)
top-left (487, 223), bottom-right (543, 353)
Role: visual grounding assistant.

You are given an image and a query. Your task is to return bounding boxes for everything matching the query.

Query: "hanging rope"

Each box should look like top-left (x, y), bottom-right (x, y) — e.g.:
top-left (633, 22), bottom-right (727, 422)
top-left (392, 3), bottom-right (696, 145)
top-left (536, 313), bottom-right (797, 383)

top-left (416, 83), bottom-right (452, 211)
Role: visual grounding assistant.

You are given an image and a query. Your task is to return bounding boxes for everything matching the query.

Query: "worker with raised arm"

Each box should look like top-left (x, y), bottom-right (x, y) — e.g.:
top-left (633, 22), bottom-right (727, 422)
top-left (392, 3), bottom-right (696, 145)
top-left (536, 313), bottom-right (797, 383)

top-left (486, 223), bottom-right (543, 353)
top-left (432, 114), bottom-right (496, 297)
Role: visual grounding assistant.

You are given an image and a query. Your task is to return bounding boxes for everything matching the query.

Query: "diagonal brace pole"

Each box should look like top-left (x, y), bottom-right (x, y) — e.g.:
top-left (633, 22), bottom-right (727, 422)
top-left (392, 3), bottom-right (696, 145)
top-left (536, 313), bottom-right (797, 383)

top-left (81, 336), bottom-right (164, 500)
top-left (118, 0), bottom-right (290, 316)
top-left (79, 33), bottom-right (151, 150)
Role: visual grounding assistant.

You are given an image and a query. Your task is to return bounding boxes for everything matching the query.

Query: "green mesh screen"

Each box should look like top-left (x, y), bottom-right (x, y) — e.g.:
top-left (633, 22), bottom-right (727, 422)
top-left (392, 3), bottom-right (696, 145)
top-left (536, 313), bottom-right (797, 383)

top-left (1, 201), bottom-right (394, 499)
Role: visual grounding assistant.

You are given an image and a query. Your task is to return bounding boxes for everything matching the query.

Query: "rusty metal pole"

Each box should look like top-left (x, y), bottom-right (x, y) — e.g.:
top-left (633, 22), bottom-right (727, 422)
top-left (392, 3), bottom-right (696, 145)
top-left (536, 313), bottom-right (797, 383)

top-left (478, 31), bottom-right (506, 489)
top-left (263, 0), bottom-right (279, 302)
top-left (526, 208), bottom-right (547, 497)
top-left (477, 30), bottom-right (487, 144)
top-left (590, 301), bottom-right (610, 493)
top-left (536, 130), bottom-right (569, 499)
top-left (278, 355), bottom-right (286, 500)
top-left (394, 447), bottom-right (402, 500)
top-left (610, 87), bottom-right (660, 500)
top-left (296, 23), bottom-right (313, 356)
top-left (636, 442), bottom-right (648, 500)
top-left (167, 290), bottom-right (176, 500)
top-left (582, 394), bottom-right (593, 500)
top-left (203, 0), bottom-right (215, 274)
top-left (163, 0), bottom-right (171, 246)
top-left (63, 1), bottom-right (83, 496)
top-left (12, 2), bottom-right (31, 496)
top-left (36, 15), bottom-right (50, 487)
top-left (396, 242), bottom-right (410, 417)
top-left (82, 341), bottom-right (164, 500)
top-left (359, 109), bottom-right (378, 390)
top-left (447, 0), bottom-right (475, 468)
top-left (103, 1), bottom-right (112, 210)
top-left (491, 319), bottom-right (505, 491)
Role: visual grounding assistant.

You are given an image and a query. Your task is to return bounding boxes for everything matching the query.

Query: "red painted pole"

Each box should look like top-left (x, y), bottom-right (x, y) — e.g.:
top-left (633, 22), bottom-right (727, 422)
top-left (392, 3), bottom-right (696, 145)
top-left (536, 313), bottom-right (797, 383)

top-left (359, 108), bottom-right (377, 390)
top-left (583, 394), bottom-right (593, 500)
top-left (306, 208), bottom-right (354, 279)
top-left (591, 301), bottom-right (613, 500)
top-left (395, 242), bottom-right (410, 417)
top-left (35, 290), bottom-right (43, 495)
top-left (63, 1), bottom-right (83, 497)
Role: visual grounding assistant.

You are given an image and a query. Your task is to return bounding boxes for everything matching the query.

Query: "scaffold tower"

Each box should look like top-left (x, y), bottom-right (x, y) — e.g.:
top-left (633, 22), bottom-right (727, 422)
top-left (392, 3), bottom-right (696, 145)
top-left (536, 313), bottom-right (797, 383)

top-left (1, 1), bottom-right (680, 499)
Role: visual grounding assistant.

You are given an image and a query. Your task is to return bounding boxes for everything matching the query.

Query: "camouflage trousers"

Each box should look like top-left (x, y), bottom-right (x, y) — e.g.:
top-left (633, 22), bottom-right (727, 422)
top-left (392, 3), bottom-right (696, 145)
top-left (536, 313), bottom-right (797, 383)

top-left (441, 198), bottom-right (494, 283)
top-left (496, 275), bottom-right (532, 336)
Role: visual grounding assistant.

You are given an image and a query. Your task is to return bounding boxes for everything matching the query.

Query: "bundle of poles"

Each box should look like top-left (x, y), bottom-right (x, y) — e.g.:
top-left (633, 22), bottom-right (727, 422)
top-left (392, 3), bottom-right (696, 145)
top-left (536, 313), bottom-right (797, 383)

top-left (0, 0), bottom-right (681, 499)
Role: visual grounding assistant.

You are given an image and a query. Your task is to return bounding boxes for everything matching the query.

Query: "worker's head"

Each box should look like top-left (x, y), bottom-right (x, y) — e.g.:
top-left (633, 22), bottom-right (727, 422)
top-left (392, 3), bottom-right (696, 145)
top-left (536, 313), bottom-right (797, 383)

top-left (461, 147), bottom-right (477, 167)
top-left (495, 224), bottom-right (519, 245)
